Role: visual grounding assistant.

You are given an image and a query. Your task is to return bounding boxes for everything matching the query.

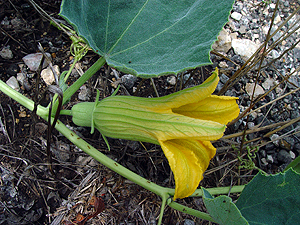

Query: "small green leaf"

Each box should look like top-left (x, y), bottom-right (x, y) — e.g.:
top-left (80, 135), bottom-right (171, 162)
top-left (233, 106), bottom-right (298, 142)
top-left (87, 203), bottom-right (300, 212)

top-left (202, 187), bottom-right (249, 225)
top-left (59, 71), bottom-right (68, 92)
top-left (59, 0), bottom-right (234, 77)
top-left (236, 169), bottom-right (300, 225)
top-left (284, 155), bottom-right (300, 174)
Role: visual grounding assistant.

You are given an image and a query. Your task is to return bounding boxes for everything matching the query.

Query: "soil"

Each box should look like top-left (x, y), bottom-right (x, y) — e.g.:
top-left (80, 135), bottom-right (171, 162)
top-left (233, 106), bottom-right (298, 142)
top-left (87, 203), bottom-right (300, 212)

top-left (0, 0), bottom-right (284, 225)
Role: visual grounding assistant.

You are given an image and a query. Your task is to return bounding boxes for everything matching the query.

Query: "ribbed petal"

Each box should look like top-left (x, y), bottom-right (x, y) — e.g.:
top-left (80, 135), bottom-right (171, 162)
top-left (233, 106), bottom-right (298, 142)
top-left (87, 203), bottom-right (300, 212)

top-left (123, 68), bottom-right (220, 111)
top-left (172, 95), bottom-right (240, 124)
top-left (159, 139), bottom-right (216, 199)
top-left (93, 95), bottom-right (226, 143)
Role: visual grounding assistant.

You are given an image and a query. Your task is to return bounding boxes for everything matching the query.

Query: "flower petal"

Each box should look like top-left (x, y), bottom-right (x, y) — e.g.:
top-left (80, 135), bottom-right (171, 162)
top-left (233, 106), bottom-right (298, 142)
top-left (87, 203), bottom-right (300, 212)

top-left (159, 139), bottom-right (216, 199)
top-left (94, 95), bottom-right (226, 143)
top-left (173, 95), bottom-right (240, 124)
top-left (135, 68), bottom-right (220, 111)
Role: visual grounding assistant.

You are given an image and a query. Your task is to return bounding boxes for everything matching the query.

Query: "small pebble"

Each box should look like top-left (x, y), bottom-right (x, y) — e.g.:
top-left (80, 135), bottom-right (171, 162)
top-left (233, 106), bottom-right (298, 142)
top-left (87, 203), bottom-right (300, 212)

top-left (266, 155), bottom-right (274, 164)
top-left (22, 52), bottom-right (51, 71)
top-left (167, 76), bottom-right (176, 85)
top-left (289, 151), bottom-right (295, 160)
top-left (245, 83), bottom-right (264, 98)
top-left (6, 76), bottom-right (20, 91)
top-left (121, 74), bottom-right (137, 89)
top-left (41, 65), bottom-right (59, 85)
top-left (0, 46), bottom-right (13, 59)
top-left (270, 134), bottom-right (280, 146)
top-left (277, 150), bottom-right (292, 164)
top-left (261, 158), bottom-right (268, 166)
top-left (231, 12), bottom-right (242, 21)
top-left (78, 85), bottom-right (91, 101)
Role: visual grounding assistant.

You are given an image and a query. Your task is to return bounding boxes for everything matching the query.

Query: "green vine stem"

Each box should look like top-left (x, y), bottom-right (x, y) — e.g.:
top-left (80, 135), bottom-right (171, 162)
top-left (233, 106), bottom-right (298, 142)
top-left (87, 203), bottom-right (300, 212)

top-left (168, 199), bottom-right (215, 222)
top-left (62, 57), bottom-right (106, 105)
top-left (0, 76), bottom-right (245, 223)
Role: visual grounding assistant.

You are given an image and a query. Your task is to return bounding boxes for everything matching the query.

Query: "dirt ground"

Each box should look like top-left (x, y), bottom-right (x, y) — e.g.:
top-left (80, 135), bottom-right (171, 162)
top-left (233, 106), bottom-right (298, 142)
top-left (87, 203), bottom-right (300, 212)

top-left (0, 0), bottom-right (290, 224)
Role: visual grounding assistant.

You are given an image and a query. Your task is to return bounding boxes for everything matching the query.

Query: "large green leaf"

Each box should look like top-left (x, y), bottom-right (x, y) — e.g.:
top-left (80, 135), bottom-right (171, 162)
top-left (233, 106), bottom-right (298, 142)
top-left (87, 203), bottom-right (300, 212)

top-left (59, 0), bottom-right (234, 77)
top-left (202, 188), bottom-right (249, 225)
top-left (236, 169), bottom-right (300, 225)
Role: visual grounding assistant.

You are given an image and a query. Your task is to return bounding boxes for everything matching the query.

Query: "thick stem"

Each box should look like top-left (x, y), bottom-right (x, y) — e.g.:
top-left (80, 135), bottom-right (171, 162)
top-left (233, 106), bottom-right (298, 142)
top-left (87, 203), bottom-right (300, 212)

top-left (0, 80), bottom-right (48, 118)
top-left (62, 57), bottom-right (106, 105)
top-left (191, 185), bottom-right (245, 197)
top-left (53, 118), bottom-right (171, 197)
top-left (168, 200), bottom-right (215, 223)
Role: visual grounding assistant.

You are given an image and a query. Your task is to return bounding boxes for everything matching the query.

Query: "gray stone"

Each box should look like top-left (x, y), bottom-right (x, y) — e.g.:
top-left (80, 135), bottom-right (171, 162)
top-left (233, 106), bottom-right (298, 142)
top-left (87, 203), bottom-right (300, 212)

top-left (6, 76), bottom-right (20, 91)
top-left (22, 53), bottom-right (51, 71)
top-left (294, 47), bottom-right (300, 60)
top-left (51, 141), bottom-right (70, 161)
top-left (287, 74), bottom-right (300, 89)
top-left (239, 25), bottom-right (247, 34)
top-left (78, 85), bottom-right (91, 101)
top-left (261, 158), bottom-right (268, 166)
top-left (167, 76), bottom-right (176, 85)
top-left (294, 143), bottom-right (300, 155)
top-left (277, 150), bottom-right (292, 164)
top-left (184, 219), bottom-right (195, 225)
top-left (219, 74), bottom-right (229, 84)
top-left (121, 74), bottom-right (137, 89)
top-left (0, 46), bottom-right (13, 59)
top-left (245, 83), bottom-right (264, 98)
top-left (247, 122), bottom-right (255, 129)
top-left (262, 78), bottom-right (276, 91)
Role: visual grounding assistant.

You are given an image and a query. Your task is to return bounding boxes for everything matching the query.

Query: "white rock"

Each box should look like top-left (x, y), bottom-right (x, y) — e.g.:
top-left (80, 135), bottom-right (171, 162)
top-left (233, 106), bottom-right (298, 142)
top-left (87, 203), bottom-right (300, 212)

top-left (212, 29), bottom-right (232, 53)
top-left (239, 25), bottom-right (247, 34)
top-left (262, 25), bottom-right (270, 35)
top-left (274, 15), bottom-right (281, 24)
top-left (167, 76), bottom-right (176, 85)
top-left (231, 12), bottom-right (242, 21)
top-left (266, 155), bottom-right (274, 163)
top-left (245, 83), bottom-right (264, 98)
top-left (270, 134), bottom-right (280, 146)
top-left (219, 61), bottom-right (228, 68)
top-left (262, 78), bottom-right (276, 90)
top-left (232, 39), bottom-right (260, 61)
top-left (17, 73), bottom-right (26, 84)
top-left (290, 151), bottom-right (296, 159)
top-left (261, 158), bottom-right (268, 166)
top-left (0, 46), bottom-right (13, 59)
top-left (270, 50), bottom-right (280, 59)
top-left (6, 76), bottom-right (20, 91)
top-left (269, 3), bottom-right (276, 9)
top-left (253, 34), bottom-right (260, 39)
top-left (41, 65), bottom-right (60, 85)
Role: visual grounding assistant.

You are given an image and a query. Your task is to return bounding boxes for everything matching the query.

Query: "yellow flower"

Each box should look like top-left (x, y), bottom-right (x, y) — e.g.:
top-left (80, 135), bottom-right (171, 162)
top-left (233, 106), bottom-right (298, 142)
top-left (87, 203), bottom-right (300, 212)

top-left (71, 68), bottom-right (239, 199)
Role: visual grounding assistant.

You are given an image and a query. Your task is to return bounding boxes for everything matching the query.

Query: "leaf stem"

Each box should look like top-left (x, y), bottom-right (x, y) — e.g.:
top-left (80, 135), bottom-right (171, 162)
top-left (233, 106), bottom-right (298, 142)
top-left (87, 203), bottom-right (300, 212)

top-left (60, 109), bottom-right (73, 116)
top-left (62, 57), bottom-right (106, 105)
top-left (191, 185), bottom-right (245, 197)
top-left (168, 200), bottom-right (215, 223)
